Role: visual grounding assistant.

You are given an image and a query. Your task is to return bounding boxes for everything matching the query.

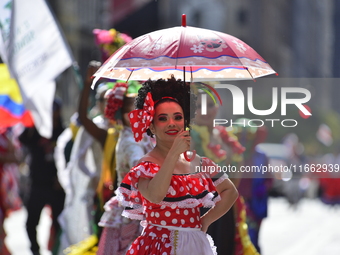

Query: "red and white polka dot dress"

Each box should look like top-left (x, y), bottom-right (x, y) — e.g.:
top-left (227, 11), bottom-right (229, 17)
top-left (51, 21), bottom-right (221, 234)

top-left (115, 157), bottom-right (228, 255)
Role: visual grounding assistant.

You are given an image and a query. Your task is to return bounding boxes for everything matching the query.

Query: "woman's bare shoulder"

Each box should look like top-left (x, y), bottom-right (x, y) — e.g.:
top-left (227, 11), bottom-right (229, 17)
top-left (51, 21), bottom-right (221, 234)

top-left (137, 151), bottom-right (159, 165)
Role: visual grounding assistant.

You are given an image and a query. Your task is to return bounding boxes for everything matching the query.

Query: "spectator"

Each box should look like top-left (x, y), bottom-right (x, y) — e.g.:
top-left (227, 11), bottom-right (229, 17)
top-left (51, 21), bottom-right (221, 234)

top-left (19, 99), bottom-right (65, 255)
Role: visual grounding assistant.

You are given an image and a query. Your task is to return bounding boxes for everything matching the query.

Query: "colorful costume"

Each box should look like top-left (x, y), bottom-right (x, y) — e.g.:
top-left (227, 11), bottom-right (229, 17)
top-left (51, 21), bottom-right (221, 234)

top-left (116, 157), bottom-right (228, 255)
top-left (116, 127), bottom-right (154, 185)
top-left (57, 126), bottom-right (103, 254)
top-left (237, 149), bottom-right (271, 253)
top-left (0, 129), bottom-right (22, 255)
top-left (57, 115), bottom-right (111, 255)
top-left (97, 127), bottom-right (153, 255)
top-left (191, 125), bottom-right (259, 255)
top-left (233, 123), bottom-right (271, 253)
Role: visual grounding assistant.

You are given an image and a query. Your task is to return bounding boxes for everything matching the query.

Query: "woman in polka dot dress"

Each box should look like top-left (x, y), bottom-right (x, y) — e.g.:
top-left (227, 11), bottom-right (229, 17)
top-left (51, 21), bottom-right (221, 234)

top-left (115, 76), bottom-right (239, 255)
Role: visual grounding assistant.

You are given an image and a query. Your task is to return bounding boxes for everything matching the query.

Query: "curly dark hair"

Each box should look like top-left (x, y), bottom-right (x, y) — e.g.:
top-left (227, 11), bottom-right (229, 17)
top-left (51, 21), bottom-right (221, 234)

top-left (135, 76), bottom-right (197, 137)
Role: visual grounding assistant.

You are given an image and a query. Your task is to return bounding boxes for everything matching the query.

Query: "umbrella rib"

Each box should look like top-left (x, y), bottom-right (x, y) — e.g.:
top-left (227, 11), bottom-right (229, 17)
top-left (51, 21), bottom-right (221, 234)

top-left (244, 67), bottom-right (255, 81)
top-left (183, 66), bottom-right (186, 83)
top-left (190, 66), bottom-right (193, 82)
top-left (126, 68), bottom-right (134, 82)
top-left (175, 26), bottom-right (185, 70)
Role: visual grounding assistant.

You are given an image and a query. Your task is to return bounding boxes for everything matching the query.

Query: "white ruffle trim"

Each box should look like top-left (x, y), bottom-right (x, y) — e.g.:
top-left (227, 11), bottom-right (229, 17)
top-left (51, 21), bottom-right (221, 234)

top-left (98, 208), bottom-right (123, 227)
top-left (133, 164), bottom-right (157, 178)
top-left (157, 192), bottom-right (221, 209)
top-left (206, 233), bottom-right (218, 255)
top-left (102, 196), bottom-right (118, 212)
top-left (213, 174), bottom-right (228, 187)
top-left (99, 196), bottom-right (139, 227)
top-left (116, 185), bottom-right (221, 211)
top-left (115, 186), bottom-right (142, 208)
top-left (122, 210), bottom-right (144, 221)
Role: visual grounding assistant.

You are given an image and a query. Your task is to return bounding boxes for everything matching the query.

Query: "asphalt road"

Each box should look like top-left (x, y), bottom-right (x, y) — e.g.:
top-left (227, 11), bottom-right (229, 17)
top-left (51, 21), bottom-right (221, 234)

top-left (4, 197), bottom-right (340, 255)
top-left (260, 197), bottom-right (340, 255)
top-left (4, 207), bottom-right (51, 255)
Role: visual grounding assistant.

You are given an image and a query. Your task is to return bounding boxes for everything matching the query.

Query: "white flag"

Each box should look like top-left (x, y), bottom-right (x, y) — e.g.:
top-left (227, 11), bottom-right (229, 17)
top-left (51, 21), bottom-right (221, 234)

top-left (0, 0), bottom-right (73, 138)
top-left (0, 0), bottom-right (12, 63)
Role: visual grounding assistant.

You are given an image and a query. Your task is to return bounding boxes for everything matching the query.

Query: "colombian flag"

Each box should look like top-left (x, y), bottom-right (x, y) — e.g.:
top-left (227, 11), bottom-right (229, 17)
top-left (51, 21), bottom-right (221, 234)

top-left (0, 63), bottom-right (34, 127)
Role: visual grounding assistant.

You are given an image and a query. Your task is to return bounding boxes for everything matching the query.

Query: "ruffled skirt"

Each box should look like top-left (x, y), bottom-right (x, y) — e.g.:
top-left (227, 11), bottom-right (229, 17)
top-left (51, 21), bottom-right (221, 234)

top-left (127, 223), bottom-right (217, 255)
top-left (97, 197), bottom-right (141, 255)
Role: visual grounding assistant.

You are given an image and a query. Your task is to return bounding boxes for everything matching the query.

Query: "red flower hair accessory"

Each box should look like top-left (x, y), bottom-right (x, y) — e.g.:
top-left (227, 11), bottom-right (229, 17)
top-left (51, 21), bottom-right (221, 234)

top-left (104, 82), bottom-right (128, 121)
top-left (129, 92), bottom-right (155, 142)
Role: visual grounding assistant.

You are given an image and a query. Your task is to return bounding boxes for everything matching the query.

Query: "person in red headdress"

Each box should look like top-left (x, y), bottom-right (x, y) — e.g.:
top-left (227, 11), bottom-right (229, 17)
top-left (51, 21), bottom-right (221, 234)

top-left (96, 79), bottom-right (154, 255)
top-left (192, 94), bottom-right (261, 255)
top-left (233, 120), bottom-right (272, 254)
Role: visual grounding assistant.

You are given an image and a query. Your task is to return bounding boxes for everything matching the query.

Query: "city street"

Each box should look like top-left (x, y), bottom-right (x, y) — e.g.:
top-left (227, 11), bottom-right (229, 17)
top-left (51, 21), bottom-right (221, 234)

top-left (4, 197), bottom-right (340, 255)
top-left (2, 1), bottom-right (340, 255)
top-left (260, 197), bottom-right (340, 255)
top-left (4, 207), bottom-right (52, 255)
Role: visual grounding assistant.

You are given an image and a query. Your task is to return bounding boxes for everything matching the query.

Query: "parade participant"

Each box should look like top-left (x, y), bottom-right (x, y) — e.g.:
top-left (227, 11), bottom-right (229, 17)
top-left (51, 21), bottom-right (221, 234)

top-left (0, 127), bottom-right (23, 255)
top-left (116, 76), bottom-right (238, 254)
top-left (63, 28), bottom-right (133, 254)
top-left (19, 99), bottom-right (65, 255)
top-left (93, 28), bottom-right (132, 62)
top-left (192, 92), bottom-right (260, 255)
top-left (78, 61), bottom-right (118, 205)
top-left (233, 121), bottom-right (272, 253)
top-left (97, 80), bottom-right (154, 255)
top-left (56, 84), bottom-right (108, 254)
top-left (59, 62), bottom-right (117, 255)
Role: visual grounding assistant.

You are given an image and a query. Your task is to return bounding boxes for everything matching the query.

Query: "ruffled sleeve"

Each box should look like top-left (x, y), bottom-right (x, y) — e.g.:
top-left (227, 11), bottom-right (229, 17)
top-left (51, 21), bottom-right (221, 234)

top-left (115, 161), bottom-right (159, 220)
top-left (201, 157), bottom-right (229, 187)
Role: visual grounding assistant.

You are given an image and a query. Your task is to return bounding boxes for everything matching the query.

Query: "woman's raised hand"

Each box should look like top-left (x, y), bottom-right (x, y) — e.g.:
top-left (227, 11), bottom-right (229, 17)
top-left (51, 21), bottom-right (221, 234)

top-left (169, 129), bottom-right (191, 156)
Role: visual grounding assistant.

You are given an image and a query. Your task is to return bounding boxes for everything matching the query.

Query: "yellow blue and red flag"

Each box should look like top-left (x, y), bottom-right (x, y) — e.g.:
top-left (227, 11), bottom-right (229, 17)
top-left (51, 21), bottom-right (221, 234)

top-left (0, 0), bottom-right (73, 137)
top-left (0, 63), bottom-right (33, 127)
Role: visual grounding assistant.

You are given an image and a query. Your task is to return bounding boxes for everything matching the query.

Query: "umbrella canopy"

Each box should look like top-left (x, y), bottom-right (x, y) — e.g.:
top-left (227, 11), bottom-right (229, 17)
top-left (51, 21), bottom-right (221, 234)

top-left (92, 15), bottom-right (276, 84)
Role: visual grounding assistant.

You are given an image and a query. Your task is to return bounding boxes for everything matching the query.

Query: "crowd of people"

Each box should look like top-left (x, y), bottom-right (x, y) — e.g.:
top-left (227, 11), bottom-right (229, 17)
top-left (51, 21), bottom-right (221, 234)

top-left (4, 26), bottom-right (340, 255)
top-left (0, 127), bottom-right (23, 255)
top-left (0, 71), bottom-right (273, 255)
top-left (0, 26), bottom-right (269, 255)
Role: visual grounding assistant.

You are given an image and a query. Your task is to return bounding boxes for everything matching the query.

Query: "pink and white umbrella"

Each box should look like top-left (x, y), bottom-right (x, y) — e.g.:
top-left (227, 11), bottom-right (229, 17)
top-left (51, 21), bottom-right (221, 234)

top-left (92, 15), bottom-right (276, 84)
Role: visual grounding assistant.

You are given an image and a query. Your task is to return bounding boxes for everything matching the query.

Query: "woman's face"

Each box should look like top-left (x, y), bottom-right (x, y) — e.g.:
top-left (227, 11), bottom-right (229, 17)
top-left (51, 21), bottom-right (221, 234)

top-left (149, 101), bottom-right (185, 142)
top-left (194, 94), bottom-right (219, 126)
